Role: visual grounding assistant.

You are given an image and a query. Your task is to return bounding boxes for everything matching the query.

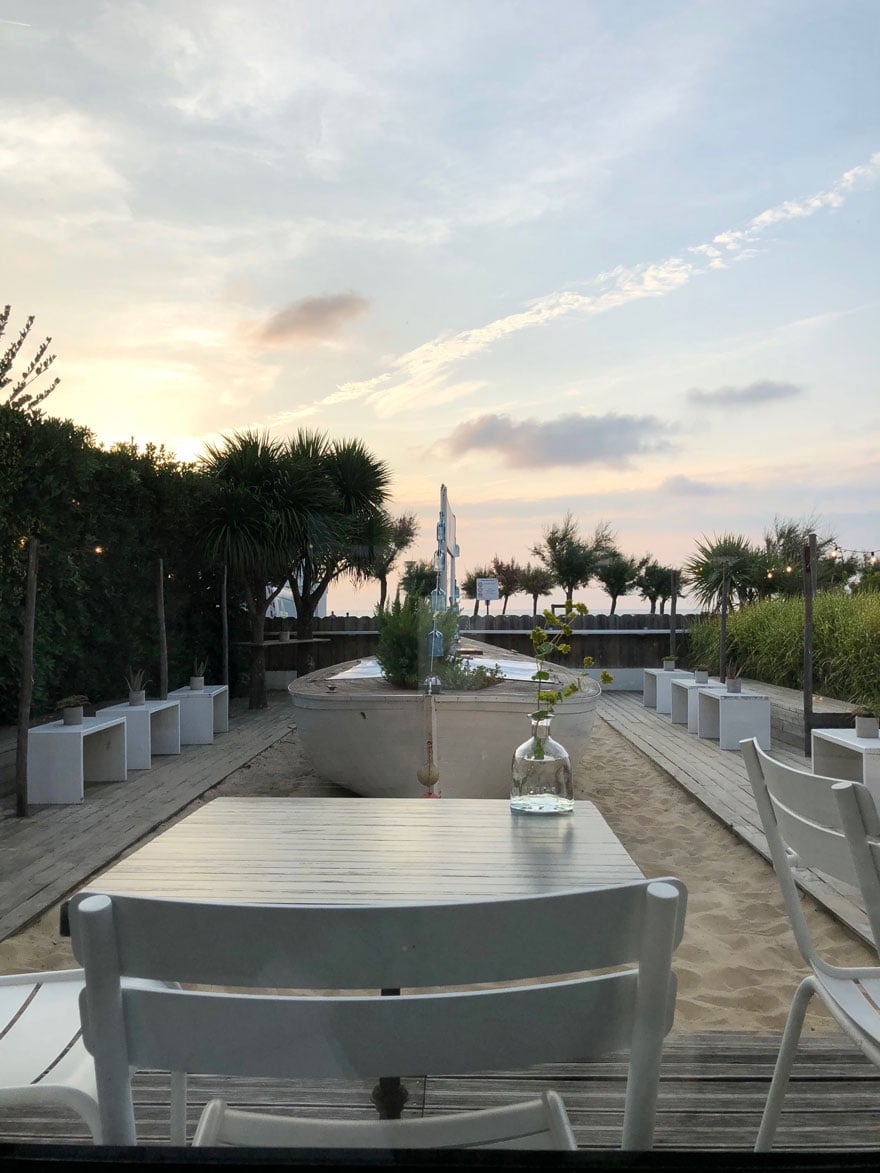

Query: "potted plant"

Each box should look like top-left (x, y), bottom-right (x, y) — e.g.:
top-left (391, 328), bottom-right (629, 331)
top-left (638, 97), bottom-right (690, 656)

top-left (125, 666), bottom-right (149, 706)
top-left (694, 665), bottom-right (710, 685)
top-left (853, 705), bottom-right (880, 739)
top-left (662, 657), bottom-right (676, 671)
top-left (190, 657), bottom-right (207, 691)
top-left (726, 666), bottom-right (743, 694)
top-left (55, 694), bottom-right (89, 726)
top-left (279, 620), bottom-right (291, 643)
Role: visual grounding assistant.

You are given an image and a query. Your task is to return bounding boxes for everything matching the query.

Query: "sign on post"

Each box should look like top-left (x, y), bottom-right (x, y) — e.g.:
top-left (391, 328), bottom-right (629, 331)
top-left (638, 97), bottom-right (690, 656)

top-left (476, 577), bottom-right (500, 601)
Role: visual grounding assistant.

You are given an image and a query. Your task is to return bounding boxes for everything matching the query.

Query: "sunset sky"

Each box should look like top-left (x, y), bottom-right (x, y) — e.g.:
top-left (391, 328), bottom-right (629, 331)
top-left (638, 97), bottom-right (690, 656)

top-left (3, 1), bottom-right (878, 613)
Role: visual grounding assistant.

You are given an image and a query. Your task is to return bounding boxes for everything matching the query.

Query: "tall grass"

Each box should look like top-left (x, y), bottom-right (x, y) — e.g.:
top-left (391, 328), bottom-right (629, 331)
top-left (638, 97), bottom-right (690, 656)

top-left (686, 591), bottom-right (880, 707)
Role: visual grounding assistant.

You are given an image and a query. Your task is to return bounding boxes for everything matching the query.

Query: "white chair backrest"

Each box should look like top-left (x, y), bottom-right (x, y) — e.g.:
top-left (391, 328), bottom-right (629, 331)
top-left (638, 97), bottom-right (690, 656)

top-left (740, 738), bottom-right (880, 966)
top-left (69, 879), bottom-right (686, 1147)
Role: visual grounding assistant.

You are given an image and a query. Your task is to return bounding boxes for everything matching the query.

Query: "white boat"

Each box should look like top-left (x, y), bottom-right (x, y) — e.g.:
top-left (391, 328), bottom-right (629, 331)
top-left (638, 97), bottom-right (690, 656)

top-left (288, 639), bottom-right (601, 799)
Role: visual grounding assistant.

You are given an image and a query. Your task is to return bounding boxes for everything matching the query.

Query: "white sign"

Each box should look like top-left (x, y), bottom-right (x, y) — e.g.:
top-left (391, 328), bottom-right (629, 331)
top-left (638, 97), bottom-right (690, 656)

top-left (476, 577), bottom-right (500, 601)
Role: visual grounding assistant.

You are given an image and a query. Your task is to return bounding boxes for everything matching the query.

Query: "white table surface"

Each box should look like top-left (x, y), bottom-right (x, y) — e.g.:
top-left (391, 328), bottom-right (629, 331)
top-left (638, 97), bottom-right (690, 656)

top-left (697, 689), bottom-right (771, 751)
top-left (167, 684), bottom-right (229, 744)
top-left (28, 714), bottom-right (128, 804)
top-left (812, 728), bottom-right (880, 804)
top-left (102, 699), bottom-right (181, 769)
top-left (669, 678), bottom-right (724, 731)
top-left (76, 798), bottom-right (644, 904)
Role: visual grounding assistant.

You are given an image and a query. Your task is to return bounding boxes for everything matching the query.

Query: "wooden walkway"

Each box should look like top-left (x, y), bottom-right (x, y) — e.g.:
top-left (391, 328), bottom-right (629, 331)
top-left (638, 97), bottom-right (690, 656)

top-left (598, 691), bottom-right (873, 945)
top-left (0, 696), bottom-right (295, 942)
top-left (0, 1033), bottom-right (877, 1150)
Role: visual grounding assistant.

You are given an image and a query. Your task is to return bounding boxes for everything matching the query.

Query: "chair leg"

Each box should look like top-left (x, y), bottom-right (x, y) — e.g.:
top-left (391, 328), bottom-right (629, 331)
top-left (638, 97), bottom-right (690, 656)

top-left (169, 1072), bottom-right (187, 1145)
top-left (755, 977), bottom-right (815, 1151)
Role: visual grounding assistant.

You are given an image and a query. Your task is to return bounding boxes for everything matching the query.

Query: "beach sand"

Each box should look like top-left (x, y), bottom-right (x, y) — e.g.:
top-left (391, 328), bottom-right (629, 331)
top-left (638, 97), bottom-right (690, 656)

top-left (0, 715), bottom-right (874, 1033)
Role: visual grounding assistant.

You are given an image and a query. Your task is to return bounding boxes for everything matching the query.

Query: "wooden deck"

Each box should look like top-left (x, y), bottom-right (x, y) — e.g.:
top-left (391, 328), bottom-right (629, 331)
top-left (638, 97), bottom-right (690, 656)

top-left (0, 1033), bottom-right (877, 1150)
top-left (0, 696), bottom-right (296, 942)
top-left (598, 691), bottom-right (873, 945)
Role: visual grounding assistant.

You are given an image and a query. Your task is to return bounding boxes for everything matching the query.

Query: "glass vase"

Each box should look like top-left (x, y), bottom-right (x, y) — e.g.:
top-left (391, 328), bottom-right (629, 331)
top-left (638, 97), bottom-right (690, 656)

top-left (510, 714), bottom-right (573, 815)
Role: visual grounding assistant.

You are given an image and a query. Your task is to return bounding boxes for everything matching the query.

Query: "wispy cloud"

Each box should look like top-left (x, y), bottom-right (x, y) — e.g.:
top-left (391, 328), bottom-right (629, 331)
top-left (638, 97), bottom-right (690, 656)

top-left (433, 412), bottom-right (676, 469)
top-left (255, 293), bottom-right (369, 347)
top-left (285, 152), bottom-right (880, 421)
top-left (686, 379), bottom-right (805, 408)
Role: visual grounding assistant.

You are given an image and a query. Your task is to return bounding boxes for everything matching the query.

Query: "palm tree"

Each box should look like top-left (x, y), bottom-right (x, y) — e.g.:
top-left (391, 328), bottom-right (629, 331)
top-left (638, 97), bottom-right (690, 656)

top-left (594, 553), bottom-right (641, 615)
top-left (200, 430), bottom-right (330, 709)
top-left (460, 566), bottom-right (493, 617)
top-left (399, 559), bottom-right (436, 600)
top-left (490, 556), bottom-right (522, 616)
top-left (369, 513), bottom-right (419, 610)
top-left (683, 534), bottom-right (755, 613)
top-left (531, 514), bottom-right (616, 607)
top-left (636, 558), bottom-right (679, 615)
top-left (519, 563), bottom-right (556, 616)
top-left (284, 431), bottom-right (391, 638)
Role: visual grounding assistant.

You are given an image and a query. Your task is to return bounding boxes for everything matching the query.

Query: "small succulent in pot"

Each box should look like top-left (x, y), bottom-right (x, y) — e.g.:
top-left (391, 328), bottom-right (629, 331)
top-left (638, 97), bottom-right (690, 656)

top-left (125, 666), bottom-right (149, 705)
top-left (55, 694), bottom-right (89, 725)
top-left (190, 657), bottom-right (207, 690)
top-left (852, 704), bottom-right (880, 739)
top-left (694, 664), bottom-right (710, 684)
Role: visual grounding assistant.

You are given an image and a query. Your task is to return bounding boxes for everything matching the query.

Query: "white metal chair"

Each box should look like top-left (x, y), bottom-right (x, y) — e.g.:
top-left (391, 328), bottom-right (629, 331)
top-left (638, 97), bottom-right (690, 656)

top-left (0, 969), bottom-right (186, 1144)
top-left (68, 878), bottom-right (687, 1149)
top-left (741, 737), bottom-right (880, 1150)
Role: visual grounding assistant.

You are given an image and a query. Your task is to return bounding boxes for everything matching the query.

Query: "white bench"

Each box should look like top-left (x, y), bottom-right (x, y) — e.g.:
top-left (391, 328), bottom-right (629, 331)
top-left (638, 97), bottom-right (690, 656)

top-left (811, 728), bottom-right (880, 807)
top-left (643, 668), bottom-right (692, 715)
top-left (167, 684), bottom-right (229, 745)
top-left (27, 714), bottom-right (127, 804)
top-left (697, 689), bottom-right (771, 751)
top-left (670, 678), bottom-right (724, 732)
top-left (101, 700), bottom-right (181, 769)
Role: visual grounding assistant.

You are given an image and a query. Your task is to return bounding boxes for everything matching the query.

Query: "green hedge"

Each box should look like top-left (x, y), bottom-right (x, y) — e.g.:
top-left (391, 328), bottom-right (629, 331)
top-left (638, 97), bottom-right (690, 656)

top-left (686, 591), bottom-right (880, 708)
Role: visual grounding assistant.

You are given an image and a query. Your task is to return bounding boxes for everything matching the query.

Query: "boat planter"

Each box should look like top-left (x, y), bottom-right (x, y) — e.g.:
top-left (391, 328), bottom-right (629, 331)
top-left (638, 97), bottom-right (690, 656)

top-left (855, 715), bottom-right (879, 739)
top-left (289, 640), bottom-right (600, 799)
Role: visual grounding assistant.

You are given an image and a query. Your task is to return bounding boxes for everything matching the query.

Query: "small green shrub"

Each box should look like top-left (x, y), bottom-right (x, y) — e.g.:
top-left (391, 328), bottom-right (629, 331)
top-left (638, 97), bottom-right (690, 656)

top-left (375, 596), bottom-right (502, 691)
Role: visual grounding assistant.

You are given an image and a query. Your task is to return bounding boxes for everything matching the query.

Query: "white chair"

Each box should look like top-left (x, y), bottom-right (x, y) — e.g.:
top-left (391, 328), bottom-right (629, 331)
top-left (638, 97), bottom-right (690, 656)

top-left (193, 1089), bottom-right (576, 1150)
top-left (741, 737), bottom-right (880, 1151)
top-left (68, 878), bottom-right (687, 1149)
top-left (0, 969), bottom-right (186, 1145)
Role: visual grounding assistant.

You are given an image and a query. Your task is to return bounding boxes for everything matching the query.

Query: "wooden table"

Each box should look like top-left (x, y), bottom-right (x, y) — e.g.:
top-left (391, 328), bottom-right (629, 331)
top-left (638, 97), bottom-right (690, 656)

top-left (70, 797), bottom-right (643, 1118)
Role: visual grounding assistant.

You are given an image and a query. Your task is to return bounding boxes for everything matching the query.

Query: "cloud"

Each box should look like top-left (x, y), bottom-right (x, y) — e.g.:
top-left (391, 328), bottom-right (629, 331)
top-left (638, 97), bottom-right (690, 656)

top-left (285, 151), bottom-right (880, 420)
top-left (434, 412), bottom-right (676, 469)
top-left (659, 475), bottom-right (726, 496)
top-left (256, 293), bottom-right (369, 347)
top-left (686, 380), bottom-right (805, 407)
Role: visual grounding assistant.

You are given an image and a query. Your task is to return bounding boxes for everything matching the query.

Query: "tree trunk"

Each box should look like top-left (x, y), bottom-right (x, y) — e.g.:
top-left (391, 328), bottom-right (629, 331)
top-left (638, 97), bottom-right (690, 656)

top-left (378, 575), bottom-right (388, 611)
top-left (157, 556), bottom-right (168, 699)
top-left (472, 597), bottom-right (479, 617)
top-left (15, 536), bottom-right (39, 818)
top-left (532, 596), bottom-right (538, 616)
top-left (502, 595), bottom-right (509, 615)
top-left (650, 599), bottom-right (658, 614)
top-left (609, 596), bottom-right (617, 615)
top-left (220, 563), bottom-right (229, 686)
top-left (248, 609), bottom-right (267, 709)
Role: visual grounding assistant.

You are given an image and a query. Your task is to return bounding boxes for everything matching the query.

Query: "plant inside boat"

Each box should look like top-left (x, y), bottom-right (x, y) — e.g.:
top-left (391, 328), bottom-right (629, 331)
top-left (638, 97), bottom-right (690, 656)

top-left (375, 595), bottom-right (503, 691)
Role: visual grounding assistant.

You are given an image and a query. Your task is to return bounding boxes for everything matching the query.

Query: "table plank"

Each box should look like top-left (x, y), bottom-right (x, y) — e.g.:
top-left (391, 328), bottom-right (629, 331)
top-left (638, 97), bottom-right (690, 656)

top-left (79, 798), bottom-right (644, 904)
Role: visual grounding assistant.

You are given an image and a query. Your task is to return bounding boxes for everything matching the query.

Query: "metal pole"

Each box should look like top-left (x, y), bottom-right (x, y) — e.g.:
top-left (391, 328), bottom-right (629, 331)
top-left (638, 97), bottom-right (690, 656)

top-left (803, 534), bottom-right (816, 757)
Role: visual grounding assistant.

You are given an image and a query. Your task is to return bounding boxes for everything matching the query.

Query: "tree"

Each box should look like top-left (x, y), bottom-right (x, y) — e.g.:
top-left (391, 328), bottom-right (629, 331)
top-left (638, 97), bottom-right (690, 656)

top-left (683, 534), bottom-right (756, 612)
top-left (594, 553), bottom-right (641, 615)
top-left (399, 559), bottom-right (436, 600)
top-left (636, 558), bottom-right (679, 614)
top-left (201, 430), bottom-right (331, 709)
top-left (460, 566), bottom-right (493, 616)
top-left (368, 513), bottom-right (418, 610)
top-left (519, 563), bottom-right (556, 616)
top-left (284, 431), bottom-right (391, 638)
top-left (490, 556), bottom-right (522, 616)
top-left (531, 513), bottom-right (616, 607)
top-left (1, 306), bottom-right (60, 418)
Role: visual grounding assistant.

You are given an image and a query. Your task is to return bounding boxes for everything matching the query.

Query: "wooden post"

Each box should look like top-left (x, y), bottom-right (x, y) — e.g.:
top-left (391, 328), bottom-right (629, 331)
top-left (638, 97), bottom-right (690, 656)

top-left (15, 536), bottom-right (39, 818)
top-left (220, 563), bottom-right (229, 686)
top-left (669, 570), bottom-right (678, 658)
top-left (803, 534), bottom-right (816, 757)
top-left (719, 562), bottom-right (729, 683)
top-left (157, 555), bottom-right (168, 699)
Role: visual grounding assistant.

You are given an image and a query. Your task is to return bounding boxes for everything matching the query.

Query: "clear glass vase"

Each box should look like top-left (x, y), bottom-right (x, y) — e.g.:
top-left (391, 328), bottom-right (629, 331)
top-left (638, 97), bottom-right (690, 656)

top-left (510, 714), bottom-right (573, 814)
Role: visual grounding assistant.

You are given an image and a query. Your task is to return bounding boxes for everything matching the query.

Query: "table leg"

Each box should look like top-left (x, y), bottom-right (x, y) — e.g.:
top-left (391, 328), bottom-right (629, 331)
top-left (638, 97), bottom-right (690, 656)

top-left (370, 988), bottom-right (409, 1119)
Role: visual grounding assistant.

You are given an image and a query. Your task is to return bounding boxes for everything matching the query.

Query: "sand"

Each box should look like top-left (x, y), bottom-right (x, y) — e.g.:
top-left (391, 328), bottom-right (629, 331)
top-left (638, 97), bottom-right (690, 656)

top-left (0, 715), bottom-right (874, 1033)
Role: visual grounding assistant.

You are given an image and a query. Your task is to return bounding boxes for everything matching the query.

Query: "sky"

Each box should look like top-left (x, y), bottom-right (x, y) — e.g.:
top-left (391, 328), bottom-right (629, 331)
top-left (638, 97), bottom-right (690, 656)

top-left (2, 0), bottom-right (879, 615)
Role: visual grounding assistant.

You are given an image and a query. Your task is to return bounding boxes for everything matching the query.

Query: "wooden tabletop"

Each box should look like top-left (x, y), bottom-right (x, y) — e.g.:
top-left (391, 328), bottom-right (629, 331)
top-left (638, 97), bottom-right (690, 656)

top-left (78, 798), bottom-right (643, 905)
